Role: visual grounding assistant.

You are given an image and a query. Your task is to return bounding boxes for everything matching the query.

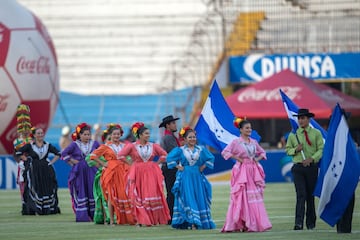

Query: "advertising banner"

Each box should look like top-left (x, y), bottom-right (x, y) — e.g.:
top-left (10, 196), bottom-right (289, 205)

top-left (229, 52), bottom-right (360, 83)
top-left (2, 149), bottom-right (358, 189)
top-left (0, 155), bottom-right (70, 189)
top-left (0, 152), bottom-right (291, 189)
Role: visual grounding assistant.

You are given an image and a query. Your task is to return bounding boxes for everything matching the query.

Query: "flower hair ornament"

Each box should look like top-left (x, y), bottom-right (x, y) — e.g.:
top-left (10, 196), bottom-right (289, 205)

top-left (29, 126), bottom-right (37, 138)
top-left (179, 126), bottom-right (193, 138)
top-left (131, 122), bottom-right (145, 138)
top-left (106, 123), bottom-right (123, 135)
top-left (76, 123), bottom-right (90, 135)
top-left (233, 116), bottom-right (246, 129)
top-left (71, 132), bottom-right (77, 141)
top-left (72, 122), bottom-right (90, 140)
top-left (101, 129), bottom-right (109, 142)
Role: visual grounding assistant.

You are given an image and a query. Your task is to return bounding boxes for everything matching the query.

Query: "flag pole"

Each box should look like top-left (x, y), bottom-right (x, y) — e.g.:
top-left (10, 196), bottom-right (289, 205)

top-left (295, 134), bottom-right (306, 160)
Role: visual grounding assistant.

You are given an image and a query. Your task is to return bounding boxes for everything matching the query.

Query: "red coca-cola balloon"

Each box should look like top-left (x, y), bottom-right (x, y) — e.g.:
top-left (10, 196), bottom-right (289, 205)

top-left (0, 0), bottom-right (59, 154)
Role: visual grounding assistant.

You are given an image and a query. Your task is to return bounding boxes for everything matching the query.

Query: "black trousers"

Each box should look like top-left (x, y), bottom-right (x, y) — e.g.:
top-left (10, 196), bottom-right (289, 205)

top-left (336, 194), bottom-right (355, 233)
top-left (161, 164), bottom-right (177, 221)
top-left (291, 163), bottom-right (318, 229)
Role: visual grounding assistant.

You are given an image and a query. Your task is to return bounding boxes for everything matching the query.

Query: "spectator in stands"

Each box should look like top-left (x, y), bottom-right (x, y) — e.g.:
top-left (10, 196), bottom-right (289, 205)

top-left (16, 127), bottom-right (61, 215)
top-left (159, 115), bottom-right (180, 224)
top-left (166, 126), bottom-right (216, 230)
top-left (90, 123), bottom-right (135, 226)
top-left (59, 125), bottom-right (72, 151)
top-left (286, 108), bottom-right (324, 230)
top-left (117, 122), bottom-right (170, 226)
top-left (221, 117), bottom-right (272, 232)
top-left (61, 123), bottom-right (100, 222)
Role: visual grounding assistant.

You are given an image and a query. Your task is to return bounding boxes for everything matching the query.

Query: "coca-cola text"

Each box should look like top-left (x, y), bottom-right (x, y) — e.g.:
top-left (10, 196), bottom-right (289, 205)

top-left (16, 56), bottom-right (50, 74)
top-left (237, 86), bottom-right (301, 102)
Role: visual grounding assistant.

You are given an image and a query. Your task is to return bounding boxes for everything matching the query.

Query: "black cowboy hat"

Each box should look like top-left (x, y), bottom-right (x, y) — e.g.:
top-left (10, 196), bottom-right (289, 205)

top-left (158, 115), bottom-right (180, 128)
top-left (293, 108), bottom-right (315, 118)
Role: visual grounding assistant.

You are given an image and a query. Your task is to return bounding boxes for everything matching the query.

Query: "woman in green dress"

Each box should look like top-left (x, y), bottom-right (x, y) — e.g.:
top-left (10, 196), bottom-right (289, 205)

top-left (85, 129), bottom-right (111, 224)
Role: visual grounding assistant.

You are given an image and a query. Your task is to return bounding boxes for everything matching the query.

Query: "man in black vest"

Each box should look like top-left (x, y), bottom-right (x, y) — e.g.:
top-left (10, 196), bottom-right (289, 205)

top-left (159, 115), bottom-right (180, 224)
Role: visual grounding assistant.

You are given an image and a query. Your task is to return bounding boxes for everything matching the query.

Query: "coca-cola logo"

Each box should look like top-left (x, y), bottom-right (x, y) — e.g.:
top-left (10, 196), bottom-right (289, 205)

top-left (16, 56), bottom-right (50, 74)
top-left (0, 94), bottom-right (9, 112)
top-left (237, 86), bottom-right (301, 102)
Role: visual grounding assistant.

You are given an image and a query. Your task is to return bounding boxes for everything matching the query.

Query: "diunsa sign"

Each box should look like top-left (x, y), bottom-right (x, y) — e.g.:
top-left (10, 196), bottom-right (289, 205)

top-left (229, 53), bottom-right (360, 83)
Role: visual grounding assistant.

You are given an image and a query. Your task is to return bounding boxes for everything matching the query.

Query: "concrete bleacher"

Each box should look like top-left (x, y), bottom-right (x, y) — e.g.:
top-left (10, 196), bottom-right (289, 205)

top-left (249, 0), bottom-right (360, 53)
top-left (17, 0), bottom-right (208, 95)
top-left (15, 0), bottom-right (218, 144)
top-left (293, 0), bottom-right (360, 12)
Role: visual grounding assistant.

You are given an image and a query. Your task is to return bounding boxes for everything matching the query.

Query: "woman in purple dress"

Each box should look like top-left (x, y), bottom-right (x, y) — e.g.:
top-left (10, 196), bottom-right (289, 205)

top-left (61, 123), bottom-right (100, 222)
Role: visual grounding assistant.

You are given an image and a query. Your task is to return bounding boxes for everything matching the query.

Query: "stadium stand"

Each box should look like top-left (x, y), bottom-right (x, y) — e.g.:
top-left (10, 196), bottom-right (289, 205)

top-left (16, 0), bottom-right (219, 143)
top-left (16, 0), bottom-right (360, 145)
top-left (17, 0), bottom-right (209, 95)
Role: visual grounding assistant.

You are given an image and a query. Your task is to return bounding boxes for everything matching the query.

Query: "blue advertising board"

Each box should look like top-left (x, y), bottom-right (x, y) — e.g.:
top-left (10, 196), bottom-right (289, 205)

top-left (229, 52), bottom-right (360, 83)
top-left (0, 155), bottom-right (70, 190)
top-left (2, 149), bottom-right (358, 189)
top-left (1, 151), bottom-right (293, 189)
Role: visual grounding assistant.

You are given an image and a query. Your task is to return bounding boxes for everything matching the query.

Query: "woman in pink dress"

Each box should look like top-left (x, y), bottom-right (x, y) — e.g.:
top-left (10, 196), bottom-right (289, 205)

top-left (117, 122), bottom-right (170, 226)
top-left (221, 118), bottom-right (272, 233)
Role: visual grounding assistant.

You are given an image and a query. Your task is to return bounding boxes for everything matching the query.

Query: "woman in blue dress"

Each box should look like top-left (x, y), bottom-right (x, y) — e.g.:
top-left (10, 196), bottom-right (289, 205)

top-left (166, 126), bottom-right (216, 230)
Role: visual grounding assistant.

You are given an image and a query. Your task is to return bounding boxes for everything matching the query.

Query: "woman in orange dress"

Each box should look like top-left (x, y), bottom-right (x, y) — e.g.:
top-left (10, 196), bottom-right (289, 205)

top-left (90, 124), bottom-right (135, 225)
top-left (117, 122), bottom-right (170, 226)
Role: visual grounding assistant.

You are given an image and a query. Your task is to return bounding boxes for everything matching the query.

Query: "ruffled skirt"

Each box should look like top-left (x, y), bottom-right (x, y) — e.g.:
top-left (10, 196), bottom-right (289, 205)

top-left (68, 160), bottom-right (97, 222)
top-left (101, 160), bottom-right (135, 224)
top-left (221, 161), bottom-right (272, 232)
top-left (127, 161), bottom-right (170, 225)
top-left (171, 165), bottom-right (216, 229)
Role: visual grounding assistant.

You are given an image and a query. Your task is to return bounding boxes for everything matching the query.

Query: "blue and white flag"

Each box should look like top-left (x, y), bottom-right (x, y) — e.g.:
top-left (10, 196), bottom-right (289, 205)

top-left (279, 89), bottom-right (327, 140)
top-left (195, 80), bottom-right (260, 152)
top-left (314, 104), bottom-right (360, 226)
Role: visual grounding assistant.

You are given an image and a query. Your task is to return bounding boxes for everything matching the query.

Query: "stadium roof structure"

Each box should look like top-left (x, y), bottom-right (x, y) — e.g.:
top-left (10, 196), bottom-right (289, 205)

top-left (226, 69), bottom-right (360, 119)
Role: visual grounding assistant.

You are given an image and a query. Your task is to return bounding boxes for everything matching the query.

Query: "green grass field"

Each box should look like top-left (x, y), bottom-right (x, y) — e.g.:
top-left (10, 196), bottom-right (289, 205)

top-left (0, 183), bottom-right (359, 240)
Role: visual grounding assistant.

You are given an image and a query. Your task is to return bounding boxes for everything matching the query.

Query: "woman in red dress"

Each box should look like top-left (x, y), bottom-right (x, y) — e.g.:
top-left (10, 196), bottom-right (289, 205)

top-left (117, 122), bottom-right (170, 226)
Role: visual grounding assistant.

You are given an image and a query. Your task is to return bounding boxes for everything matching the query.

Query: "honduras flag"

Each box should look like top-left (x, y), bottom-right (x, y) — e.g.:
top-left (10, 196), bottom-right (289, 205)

top-left (195, 80), bottom-right (260, 152)
top-left (314, 104), bottom-right (360, 227)
top-left (279, 89), bottom-right (327, 140)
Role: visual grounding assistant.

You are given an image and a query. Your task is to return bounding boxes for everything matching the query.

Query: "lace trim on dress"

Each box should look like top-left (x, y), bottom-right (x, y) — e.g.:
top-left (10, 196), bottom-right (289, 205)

top-left (31, 142), bottom-right (49, 160)
top-left (238, 139), bottom-right (256, 159)
top-left (107, 142), bottom-right (124, 155)
top-left (75, 140), bottom-right (94, 157)
top-left (181, 145), bottom-right (201, 166)
top-left (135, 143), bottom-right (153, 162)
